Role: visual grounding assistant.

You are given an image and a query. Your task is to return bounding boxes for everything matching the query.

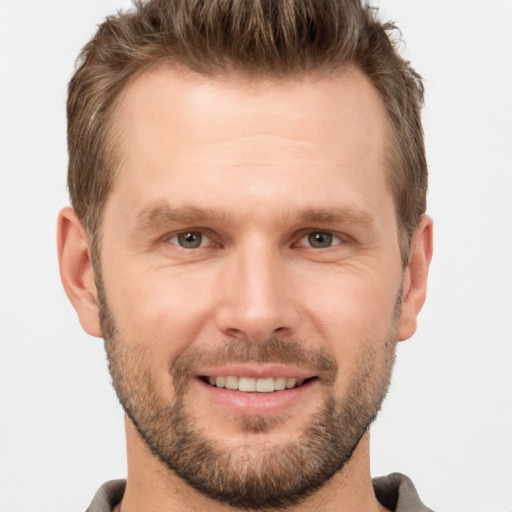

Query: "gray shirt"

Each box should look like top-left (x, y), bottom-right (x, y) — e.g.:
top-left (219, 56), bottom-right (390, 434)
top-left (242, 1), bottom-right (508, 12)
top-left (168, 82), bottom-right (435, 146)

top-left (86, 473), bottom-right (434, 511)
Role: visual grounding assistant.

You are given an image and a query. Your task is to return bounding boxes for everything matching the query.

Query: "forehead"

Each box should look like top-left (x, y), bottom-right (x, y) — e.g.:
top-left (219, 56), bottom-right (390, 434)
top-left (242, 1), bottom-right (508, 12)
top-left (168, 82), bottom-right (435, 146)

top-left (107, 65), bottom-right (393, 223)
top-left (113, 65), bottom-right (390, 156)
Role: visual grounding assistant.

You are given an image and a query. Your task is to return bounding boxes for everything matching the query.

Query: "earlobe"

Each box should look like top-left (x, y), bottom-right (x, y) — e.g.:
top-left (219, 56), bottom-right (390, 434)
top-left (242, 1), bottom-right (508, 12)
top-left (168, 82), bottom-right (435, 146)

top-left (397, 215), bottom-right (433, 341)
top-left (57, 207), bottom-right (102, 338)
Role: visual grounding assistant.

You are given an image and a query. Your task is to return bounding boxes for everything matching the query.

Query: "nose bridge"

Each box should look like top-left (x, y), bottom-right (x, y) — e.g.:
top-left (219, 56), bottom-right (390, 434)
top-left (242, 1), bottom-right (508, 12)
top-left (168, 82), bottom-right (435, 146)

top-left (215, 236), bottom-right (299, 342)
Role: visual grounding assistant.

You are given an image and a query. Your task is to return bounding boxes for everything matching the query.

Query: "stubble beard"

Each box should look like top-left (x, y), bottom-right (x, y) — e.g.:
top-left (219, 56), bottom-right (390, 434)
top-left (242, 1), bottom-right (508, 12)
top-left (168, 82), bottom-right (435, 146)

top-left (97, 273), bottom-right (398, 510)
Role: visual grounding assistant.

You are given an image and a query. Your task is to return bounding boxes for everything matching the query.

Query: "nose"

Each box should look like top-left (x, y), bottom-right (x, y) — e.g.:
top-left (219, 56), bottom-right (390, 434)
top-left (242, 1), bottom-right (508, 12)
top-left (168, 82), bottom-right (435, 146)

top-left (214, 241), bottom-right (301, 343)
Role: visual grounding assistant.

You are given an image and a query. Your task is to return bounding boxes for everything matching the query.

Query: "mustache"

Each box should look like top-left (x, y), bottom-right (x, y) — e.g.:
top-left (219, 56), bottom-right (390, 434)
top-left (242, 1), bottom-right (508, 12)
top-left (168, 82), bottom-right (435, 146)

top-left (170, 337), bottom-right (338, 386)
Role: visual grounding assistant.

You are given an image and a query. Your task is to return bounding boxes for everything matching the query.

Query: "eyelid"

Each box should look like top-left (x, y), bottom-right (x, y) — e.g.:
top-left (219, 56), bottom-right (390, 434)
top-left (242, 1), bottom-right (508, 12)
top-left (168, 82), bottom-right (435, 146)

top-left (293, 230), bottom-right (348, 248)
top-left (159, 228), bottom-right (349, 249)
top-left (161, 229), bottom-right (218, 248)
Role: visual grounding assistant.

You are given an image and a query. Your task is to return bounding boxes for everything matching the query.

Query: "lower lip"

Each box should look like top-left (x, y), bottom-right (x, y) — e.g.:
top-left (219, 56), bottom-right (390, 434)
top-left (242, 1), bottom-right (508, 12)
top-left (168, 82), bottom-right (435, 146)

top-left (196, 378), bottom-right (317, 416)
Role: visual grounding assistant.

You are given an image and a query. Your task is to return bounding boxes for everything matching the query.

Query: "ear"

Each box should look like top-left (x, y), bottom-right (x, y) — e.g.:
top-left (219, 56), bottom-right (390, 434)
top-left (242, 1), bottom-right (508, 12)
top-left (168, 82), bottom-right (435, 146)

top-left (397, 215), bottom-right (434, 341)
top-left (57, 207), bottom-right (102, 338)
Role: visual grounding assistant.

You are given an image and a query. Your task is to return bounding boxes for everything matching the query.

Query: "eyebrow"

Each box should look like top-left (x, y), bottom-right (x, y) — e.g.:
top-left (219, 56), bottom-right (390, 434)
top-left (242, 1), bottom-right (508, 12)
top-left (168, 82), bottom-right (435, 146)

top-left (297, 207), bottom-right (374, 227)
top-left (135, 203), bottom-right (229, 231)
top-left (134, 203), bottom-right (375, 231)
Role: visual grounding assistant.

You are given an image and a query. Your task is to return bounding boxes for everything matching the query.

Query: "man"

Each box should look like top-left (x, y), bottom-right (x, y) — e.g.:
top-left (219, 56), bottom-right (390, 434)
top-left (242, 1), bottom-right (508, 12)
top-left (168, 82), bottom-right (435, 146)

top-left (57, 0), bottom-right (433, 510)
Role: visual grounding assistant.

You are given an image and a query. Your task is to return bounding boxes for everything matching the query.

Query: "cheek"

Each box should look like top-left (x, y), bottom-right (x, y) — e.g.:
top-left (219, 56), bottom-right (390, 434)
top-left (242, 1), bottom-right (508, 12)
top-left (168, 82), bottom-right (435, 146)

top-left (299, 265), bottom-right (400, 332)
top-left (296, 267), bottom-right (400, 378)
top-left (103, 264), bottom-right (217, 361)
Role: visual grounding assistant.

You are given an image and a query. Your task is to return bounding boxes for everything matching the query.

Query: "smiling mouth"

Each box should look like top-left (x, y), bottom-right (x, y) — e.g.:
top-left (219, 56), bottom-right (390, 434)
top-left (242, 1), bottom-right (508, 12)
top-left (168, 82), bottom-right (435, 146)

top-left (200, 375), bottom-right (315, 393)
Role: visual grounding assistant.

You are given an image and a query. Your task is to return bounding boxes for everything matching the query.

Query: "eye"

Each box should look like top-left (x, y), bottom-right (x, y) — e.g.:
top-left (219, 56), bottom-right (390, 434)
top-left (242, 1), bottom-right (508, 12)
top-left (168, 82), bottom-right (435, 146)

top-left (167, 231), bottom-right (210, 249)
top-left (297, 231), bottom-right (342, 249)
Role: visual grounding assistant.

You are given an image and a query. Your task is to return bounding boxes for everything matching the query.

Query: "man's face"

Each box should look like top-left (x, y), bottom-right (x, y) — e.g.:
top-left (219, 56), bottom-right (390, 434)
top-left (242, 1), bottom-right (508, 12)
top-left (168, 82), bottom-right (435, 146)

top-left (98, 67), bottom-right (405, 508)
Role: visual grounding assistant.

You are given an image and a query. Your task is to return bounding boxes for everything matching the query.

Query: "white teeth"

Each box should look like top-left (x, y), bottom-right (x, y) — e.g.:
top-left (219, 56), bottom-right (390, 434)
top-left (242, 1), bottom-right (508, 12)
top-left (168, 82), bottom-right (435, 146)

top-left (286, 378), bottom-right (297, 389)
top-left (255, 377), bottom-right (275, 393)
top-left (274, 377), bottom-right (287, 391)
top-left (207, 375), bottom-right (306, 392)
top-left (238, 377), bottom-right (256, 392)
top-left (225, 376), bottom-right (238, 390)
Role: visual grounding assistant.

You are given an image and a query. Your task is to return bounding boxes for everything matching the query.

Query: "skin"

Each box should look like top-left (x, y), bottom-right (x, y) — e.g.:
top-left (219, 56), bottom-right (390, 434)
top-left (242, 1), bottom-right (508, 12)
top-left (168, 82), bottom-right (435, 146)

top-left (58, 65), bottom-right (433, 512)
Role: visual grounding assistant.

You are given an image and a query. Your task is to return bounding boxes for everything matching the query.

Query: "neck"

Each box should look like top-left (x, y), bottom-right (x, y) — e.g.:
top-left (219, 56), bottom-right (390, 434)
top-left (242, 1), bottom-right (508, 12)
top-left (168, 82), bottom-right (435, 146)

top-left (118, 417), bottom-right (388, 512)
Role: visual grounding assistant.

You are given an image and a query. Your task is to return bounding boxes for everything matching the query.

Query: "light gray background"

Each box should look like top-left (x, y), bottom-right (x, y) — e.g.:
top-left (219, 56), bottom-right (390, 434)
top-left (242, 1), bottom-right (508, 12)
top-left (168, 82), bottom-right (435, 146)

top-left (1, 1), bottom-right (511, 511)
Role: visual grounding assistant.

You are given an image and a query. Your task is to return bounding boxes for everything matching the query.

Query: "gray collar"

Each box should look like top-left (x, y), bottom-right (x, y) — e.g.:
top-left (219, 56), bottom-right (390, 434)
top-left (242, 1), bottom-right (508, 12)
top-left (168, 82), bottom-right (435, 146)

top-left (87, 472), bottom-right (433, 512)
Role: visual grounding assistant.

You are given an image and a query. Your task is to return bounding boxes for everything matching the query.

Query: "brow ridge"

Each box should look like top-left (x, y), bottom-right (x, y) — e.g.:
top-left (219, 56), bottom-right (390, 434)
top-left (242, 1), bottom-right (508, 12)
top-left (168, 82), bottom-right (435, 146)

top-left (135, 202), bottom-right (374, 230)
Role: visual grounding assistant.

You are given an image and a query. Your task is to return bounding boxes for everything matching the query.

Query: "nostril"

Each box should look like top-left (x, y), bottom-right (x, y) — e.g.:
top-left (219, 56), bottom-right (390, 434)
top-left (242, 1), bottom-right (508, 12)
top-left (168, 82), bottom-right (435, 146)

top-left (224, 327), bottom-right (247, 340)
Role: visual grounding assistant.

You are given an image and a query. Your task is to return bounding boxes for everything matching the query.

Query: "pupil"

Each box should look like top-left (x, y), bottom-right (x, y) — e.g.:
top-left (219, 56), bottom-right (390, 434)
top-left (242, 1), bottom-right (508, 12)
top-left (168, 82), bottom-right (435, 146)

top-left (309, 232), bottom-right (332, 248)
top-left (178, 232), bottom-right (202, 248)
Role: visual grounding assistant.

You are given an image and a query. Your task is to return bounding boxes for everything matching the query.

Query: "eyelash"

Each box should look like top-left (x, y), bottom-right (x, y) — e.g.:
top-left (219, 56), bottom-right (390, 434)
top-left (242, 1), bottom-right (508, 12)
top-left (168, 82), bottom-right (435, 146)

top-left (294, 231), bottom-right (345, 249)
top-left (164, 230), bottom-right (217, 249)
top-left (162, 229), bottom-right (348, 250)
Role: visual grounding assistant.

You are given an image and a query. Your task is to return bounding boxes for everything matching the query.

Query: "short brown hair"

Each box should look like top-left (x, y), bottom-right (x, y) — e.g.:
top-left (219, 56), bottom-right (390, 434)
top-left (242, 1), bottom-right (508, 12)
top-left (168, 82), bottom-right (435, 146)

top-left (67, 0), bottom-right (426, 265)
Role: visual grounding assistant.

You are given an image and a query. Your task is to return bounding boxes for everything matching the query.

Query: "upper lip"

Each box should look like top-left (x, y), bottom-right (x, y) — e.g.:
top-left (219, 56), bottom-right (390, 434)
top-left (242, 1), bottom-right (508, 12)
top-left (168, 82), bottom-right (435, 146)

top-left (195, 364), bottom-right (316, 380)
